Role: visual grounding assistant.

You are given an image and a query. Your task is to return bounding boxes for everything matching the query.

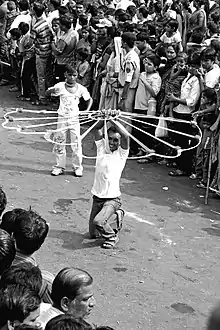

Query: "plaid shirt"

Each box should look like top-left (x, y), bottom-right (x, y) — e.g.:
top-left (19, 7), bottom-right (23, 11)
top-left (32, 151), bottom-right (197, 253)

top-left (13, 251), bottom-right (54, 304)
top-left (30, 16), bottom-right (52, 57)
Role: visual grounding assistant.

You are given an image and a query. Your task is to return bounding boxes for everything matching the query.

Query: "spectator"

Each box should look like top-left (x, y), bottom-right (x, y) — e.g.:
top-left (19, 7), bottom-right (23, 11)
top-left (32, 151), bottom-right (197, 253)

top-left (45, 315), bottom-right (92, 330)
top-left (0, 229), bottom-right (16, 275)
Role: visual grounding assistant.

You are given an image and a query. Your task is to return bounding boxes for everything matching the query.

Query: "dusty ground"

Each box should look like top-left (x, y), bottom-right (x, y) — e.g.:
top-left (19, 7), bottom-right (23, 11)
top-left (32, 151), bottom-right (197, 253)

top-left (1, 87), bottom-right (220, 330)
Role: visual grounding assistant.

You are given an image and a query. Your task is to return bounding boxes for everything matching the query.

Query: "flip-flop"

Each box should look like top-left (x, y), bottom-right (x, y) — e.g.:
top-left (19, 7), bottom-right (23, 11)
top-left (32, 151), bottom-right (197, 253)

top-left (102, 235), bottom-right (119, 249)
top-left (169, 170), bottom-right (187, 177)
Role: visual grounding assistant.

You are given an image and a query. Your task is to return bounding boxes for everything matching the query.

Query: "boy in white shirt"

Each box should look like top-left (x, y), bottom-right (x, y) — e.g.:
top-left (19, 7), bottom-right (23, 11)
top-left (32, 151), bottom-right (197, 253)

top-left (89, 110), bottom-right (129, 249)
top-left (160, 19), bottom-right (183, 52)
top-left (46, 65), bottom-right (93, 177)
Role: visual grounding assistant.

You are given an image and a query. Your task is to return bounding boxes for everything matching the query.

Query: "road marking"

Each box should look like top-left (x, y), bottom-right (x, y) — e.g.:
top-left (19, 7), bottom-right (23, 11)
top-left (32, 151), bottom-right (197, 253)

top-left (126, 211), bottom-right (155, 226)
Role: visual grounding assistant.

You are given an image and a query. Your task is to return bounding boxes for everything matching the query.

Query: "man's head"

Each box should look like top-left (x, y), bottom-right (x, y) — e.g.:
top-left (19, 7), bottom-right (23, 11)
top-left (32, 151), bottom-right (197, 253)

top-left (45, 315), bottom-right (93, 330)
top-left (201, 47), bottom-right (216, 71)
top-left (48, 0), bottom-right (60, 11)
top-left (121, 32), bottom-right (136, 51)
top-left (0, 229), bottom-right (16, 275)
top-left (32, 2), bottom-right (45, 18)
top-left (0, 284), bottom-right (41, 329)
top-left (13, 209), bottom-right (49, 255)
top-left (51, 267), bottom-right (95, 319)
top-left (136, 32), bottom-right (149, 51)
top-left (59, 14), bottom-right (72, 31)
top-left (107, 126), bottom-right (121, 152)
top-left (76, 1), bottom-right (84, 16)
top-left (1, 262), bottom-right (42, 295)
top-left (0, 187), bottom-right (7, 217)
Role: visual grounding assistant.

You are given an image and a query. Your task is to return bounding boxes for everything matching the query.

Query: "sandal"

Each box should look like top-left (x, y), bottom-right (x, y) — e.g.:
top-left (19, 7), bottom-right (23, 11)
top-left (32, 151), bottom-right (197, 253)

top-left (102, 235), bottom-right (119, 249)
top-left (169, 169), bottom-right (187, 177)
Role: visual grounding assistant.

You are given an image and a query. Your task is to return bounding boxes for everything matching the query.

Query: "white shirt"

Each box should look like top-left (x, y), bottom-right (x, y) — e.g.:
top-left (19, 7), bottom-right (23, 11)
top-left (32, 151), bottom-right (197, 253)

top-left (46, 9), bottom-right (59, 29)
top-left (173, 74), bottom-right (200, 114)
top-left (51, 82), bottom-right (90, 118)
top-left (91, 139), bottom-right (129, 198)
top-left (116, 0), bottom-right (136, 10)
top-left (204, 63), bottom-right (220, 88)
top-left (118, 48), bottom-right (140, 88)
top-left (7, 11), bottom-right (32, 39)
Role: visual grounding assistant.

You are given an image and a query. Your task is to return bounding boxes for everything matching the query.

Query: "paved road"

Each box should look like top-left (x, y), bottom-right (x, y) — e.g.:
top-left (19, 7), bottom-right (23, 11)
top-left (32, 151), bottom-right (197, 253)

top-left (0, 87), bottom-right (220, 330)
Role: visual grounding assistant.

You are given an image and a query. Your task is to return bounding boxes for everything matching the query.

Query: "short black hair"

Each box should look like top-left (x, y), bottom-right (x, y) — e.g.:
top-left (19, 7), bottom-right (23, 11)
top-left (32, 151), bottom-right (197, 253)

top-left (136, 32), bottom-right (148, 42)
top-left (121, 32), bottom-right (136, 48)
top-left (0, 229), bottom-right (16, 275)
top-left (10, 28), bottom-right (21, 39)
top-left (51, 268), bottom-right (93, 309)
top-left (1, 262), bottom-right (43, 294)
top-left (18, 22), bottom-right (29, 34)
top-left (138, 6), bottom-right (148, 18)
top-left (59, 13), bottom-right (72, 29)
top-left (45, 315), bottom-right (93, 330)
top-left (0, 187), bottom-right (7, 217)
top-left (201, 47), bottom-right (216, 62)
top-left (167, 19), bottom-right (179, 32)
top-left (65, 64), bottom-right (77, 75)
top-left (49, 0), bottom-right (61, 9)
top-left (0, 284), bottom-right (40, 328)
top-left (0, 208), bottom-right (26, 235)
top-left (13, 209), bottom-right (49, 254)
top-left (202, 87), bottom-right (217, 103)
top-left (146, 53), bottom-right (160, 67)
top-left (18, 0), bottom-right (29, 11)
top-left (33, 2), bottom-right (45, 17)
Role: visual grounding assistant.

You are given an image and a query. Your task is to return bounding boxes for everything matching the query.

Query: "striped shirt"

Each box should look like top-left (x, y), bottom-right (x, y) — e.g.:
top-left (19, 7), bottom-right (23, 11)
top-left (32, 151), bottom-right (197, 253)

top-left (30, 16), bottom-right (52, 57)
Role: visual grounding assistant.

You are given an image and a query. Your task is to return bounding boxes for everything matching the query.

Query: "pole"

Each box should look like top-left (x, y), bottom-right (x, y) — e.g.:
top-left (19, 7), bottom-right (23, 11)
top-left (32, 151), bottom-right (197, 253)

top-left (205, 135), bottom-right (214, 205)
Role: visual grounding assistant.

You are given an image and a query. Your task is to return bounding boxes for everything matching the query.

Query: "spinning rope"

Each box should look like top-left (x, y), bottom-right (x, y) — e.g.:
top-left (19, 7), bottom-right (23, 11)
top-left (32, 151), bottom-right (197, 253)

top-left (2, 108), bottom-right (202, 160)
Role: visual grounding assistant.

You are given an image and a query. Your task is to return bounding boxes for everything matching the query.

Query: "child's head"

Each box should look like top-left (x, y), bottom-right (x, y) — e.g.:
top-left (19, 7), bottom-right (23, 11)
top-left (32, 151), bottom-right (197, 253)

top-left (13, 209), bottom-right (49, 255)
top-left (201, 47), bottom-right (216, 71)
top-left (165, 44), bottom-right (178, 60)
top-left (126, 5), bottom-right (136, 17)
top-left (176, 52), bottom-right (188, 68)
top-left (77, 47), bottom-right (89, 61)
top-left (80, 26), bottom-right (90, 40)
top-left (18, 22), bottom-right (29, 35)
top-left (136, 32), bottom-right (149, 51)
top-left (190, 30), bottom-right (204, 44)
top-left (10, 28), bottom-right (21, 40)
top-left (166, 19), bottom-right (179, 35)
top-left (52, 18), bottom-right (60, 33)
top-left (64, 65), bottom-right (78, 84)
top-left (7, 1), bottom-right (16, 11)
top-left (0, 208), bottom-right (25, 235)
top-left (201, 87), bottom-right (217, 105)
top-left (144, 53), bottom-right (160, 73)
top-left (0, 187), bottom-right (7, 217)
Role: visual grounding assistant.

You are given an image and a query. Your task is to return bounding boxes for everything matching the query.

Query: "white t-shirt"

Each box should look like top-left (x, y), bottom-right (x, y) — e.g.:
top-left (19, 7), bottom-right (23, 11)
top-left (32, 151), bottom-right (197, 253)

top-left (51, 82), bottom-right (90, 118)
top-left (116, 0), bottom-right (136, 10)
top-left (160, 30), bottom-right (183, 52)
top-left (204, 64), bottom-right (220, 88)
top-left (91, 139), bottom-right (129, 198)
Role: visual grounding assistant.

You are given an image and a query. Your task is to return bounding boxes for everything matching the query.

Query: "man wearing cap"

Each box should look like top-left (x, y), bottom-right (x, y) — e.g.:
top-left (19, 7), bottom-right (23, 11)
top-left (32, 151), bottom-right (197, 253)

top-left (118, 32), bottom-right (140, 131)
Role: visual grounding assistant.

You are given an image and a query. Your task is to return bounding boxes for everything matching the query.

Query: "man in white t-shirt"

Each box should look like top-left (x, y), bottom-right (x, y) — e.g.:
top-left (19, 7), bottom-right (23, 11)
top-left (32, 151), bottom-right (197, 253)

top-left (89, 110), bottom-right (129, 249)
top-left (46, 65), bottom-right (92, 177)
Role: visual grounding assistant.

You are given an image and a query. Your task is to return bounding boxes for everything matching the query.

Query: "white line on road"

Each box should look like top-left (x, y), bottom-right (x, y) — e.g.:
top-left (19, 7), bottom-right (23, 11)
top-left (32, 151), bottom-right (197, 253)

top-left (126, 211), bottom-right (155, 226)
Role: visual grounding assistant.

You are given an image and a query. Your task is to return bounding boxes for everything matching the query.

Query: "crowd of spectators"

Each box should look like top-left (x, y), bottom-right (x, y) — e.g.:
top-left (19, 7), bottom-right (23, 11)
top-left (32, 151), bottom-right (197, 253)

top-left (0, 0), bottom-right (220, 191)
top-left (0, 0), bottom-right (220, 326)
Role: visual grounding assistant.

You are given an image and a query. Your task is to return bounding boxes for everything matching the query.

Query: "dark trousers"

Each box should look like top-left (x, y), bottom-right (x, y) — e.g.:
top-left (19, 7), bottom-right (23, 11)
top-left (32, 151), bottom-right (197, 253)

top-left (21, 57), bottom-right (37, 97)
top-left (173, 112), bottom-right (196, 174)
top-left (55, 63), bottom-right (66, 83)
top-left (89, 195), bottom-right (122, 239)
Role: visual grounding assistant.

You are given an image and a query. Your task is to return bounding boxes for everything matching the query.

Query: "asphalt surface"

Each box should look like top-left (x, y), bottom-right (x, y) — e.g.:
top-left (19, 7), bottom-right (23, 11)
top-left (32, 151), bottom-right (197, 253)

top-left (0, 87), bottom-right (220, 330)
